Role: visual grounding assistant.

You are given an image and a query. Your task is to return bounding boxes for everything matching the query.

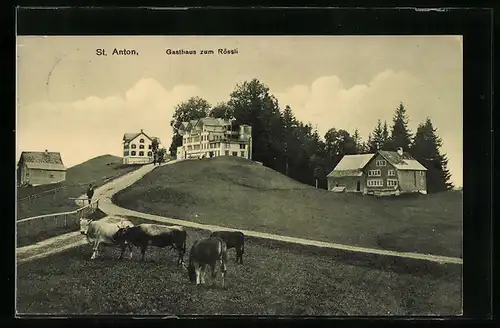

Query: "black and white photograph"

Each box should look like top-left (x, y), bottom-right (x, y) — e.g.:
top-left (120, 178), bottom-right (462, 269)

top-left (15, 34), bottom-right (463, 316)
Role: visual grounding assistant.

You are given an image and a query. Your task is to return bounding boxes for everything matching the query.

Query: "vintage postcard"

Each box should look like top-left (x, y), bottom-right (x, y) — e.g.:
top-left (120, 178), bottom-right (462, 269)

top-left (16, 35), bottom-right (463, 316)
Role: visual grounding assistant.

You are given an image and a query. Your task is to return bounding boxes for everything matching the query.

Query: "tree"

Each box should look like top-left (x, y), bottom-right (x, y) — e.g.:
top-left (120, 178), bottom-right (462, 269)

top-left (209, 101), bottom-right (234, 119)
top-left (281, 105), bottom-right (298, 176)
top-left (324, 128), bottom-right (357, 169)
top-left (411, 117), bottom-right (454, 192)
top-left (368, 120), bottom-right (384, 152)
top-left (390, 102), bottom-right (413, 151)
top-left (151, 137), bottom-right (160, 164)
top-left (168, 96), bottom-right (211, 156)
top-left (228, 79), bottom-right (282, 168)
top-left (156, 147), bottom-right (167, 164)
top-left (352, 128), bottom-right (363, 154)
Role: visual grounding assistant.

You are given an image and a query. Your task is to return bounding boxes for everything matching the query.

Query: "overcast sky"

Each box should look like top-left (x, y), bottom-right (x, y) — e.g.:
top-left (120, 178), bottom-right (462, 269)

top-left (16, 35), bottom-right (463, 187)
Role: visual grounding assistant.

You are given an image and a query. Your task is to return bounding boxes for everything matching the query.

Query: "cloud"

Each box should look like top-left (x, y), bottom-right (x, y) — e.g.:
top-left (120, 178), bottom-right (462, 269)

top-left (275, 70), bottom-right (463, 187)
top-left (16, 78), bottom-right (200, 168)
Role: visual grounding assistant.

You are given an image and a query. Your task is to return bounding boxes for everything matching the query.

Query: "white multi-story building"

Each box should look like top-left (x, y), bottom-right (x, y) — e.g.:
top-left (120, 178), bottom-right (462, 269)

top-left (176, 118), bottom-right (252, 160)
top-left (122, 129), bottom-right (160, 164)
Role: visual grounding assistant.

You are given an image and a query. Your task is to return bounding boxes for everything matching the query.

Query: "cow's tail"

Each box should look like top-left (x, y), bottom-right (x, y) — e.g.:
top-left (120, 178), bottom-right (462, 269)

top-left (182, 230), bottom-right (187, 255)
top-left (241, 233), bottom-right (245, 254)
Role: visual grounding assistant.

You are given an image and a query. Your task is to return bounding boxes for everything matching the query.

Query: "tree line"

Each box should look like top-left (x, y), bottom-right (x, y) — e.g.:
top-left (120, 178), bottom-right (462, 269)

top-left (168, 79), bottom-right (454, 193)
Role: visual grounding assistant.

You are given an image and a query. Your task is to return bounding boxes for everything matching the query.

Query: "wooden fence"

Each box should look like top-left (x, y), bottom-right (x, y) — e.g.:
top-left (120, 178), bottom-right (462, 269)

top-left (16, 199), bottom-right (100, 240)
top-left (17, 180), bottom-right (97, 203)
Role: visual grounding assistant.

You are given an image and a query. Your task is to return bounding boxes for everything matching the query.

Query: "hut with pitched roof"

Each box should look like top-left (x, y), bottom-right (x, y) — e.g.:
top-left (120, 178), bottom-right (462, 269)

top-left (326, 147), bottom-right (427, 196)
top-left (17, 150), bottom-right (67, 186)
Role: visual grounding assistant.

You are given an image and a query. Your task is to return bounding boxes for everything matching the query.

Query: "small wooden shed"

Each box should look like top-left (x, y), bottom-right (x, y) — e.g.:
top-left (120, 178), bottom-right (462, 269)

top-left (17, 150), bottom-right (67, 186)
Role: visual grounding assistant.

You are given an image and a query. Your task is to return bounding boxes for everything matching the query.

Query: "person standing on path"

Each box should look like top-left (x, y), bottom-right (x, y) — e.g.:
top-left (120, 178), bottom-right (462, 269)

top-left (86, 184), bottom-right (95, 205)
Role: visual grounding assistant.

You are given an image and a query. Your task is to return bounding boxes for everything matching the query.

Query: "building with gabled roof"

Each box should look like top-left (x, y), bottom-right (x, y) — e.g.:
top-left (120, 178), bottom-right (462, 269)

top-left (17, 150), bottom-right (67, 186)
top-left (176, 117), bottom-right (252, 160)
top-left (327, 148), bottom-right (427, 196)
top-left (122, 129), bottom-right (160, 164)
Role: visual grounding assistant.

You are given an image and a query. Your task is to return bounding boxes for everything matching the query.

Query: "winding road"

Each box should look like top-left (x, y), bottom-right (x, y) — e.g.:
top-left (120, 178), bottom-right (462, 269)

top-left (16, 160), bottom-right (463, 265)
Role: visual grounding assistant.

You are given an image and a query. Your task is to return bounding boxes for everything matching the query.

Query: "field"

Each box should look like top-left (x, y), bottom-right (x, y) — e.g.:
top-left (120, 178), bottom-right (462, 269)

top-left (113, 156), bottom-right (463, 258)
top-left (16, 216), bottom-right (462, 316)
top-left (17, 155), bottom-right (142, 220)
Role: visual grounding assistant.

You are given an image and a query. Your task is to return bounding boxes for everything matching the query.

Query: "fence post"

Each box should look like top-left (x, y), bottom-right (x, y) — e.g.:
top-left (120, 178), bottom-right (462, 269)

top-left (64, 213), bottom-right (67, 228)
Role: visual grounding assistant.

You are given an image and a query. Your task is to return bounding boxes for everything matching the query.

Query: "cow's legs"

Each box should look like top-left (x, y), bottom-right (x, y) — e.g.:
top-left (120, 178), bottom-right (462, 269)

top-left (118, 244), bottom-right (127, 260)
top-left (237, 248), bottom-right (243, 264)
top-left (177, 250), bottom-right (184, 266)
top-left (210, 263), bottom-right (216, 278)
top-left (128, 244), bottom-right (133, 260)
top-left (195, 266), bottom-right (201, 285)
top-left (91, 241), bottom-right (100, 260)
top-left (220, 259), bottom-right (227, 289)
top-left (140, 244), bottom-right (148, 261)
top-left (200, 265), bottom-right (206, 284)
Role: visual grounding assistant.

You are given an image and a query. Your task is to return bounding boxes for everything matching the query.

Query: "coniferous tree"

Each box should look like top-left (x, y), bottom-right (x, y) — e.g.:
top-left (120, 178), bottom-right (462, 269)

top-left (390, 102), bottom-right (413, 151)
top-left (381, 121), bottom-right (392, 150)
top-left (352, 128), bottom-right (363, 154)
top-left (411, 117), bottom-right (454, 192)
top-left (368, 119), bottom-right (384, 152)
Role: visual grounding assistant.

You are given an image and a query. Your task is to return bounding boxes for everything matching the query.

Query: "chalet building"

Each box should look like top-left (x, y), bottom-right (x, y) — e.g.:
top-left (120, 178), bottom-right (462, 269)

top-left (17, 150), bottom-right (67, 186)
top-left (176, 117), bottom-right (253, 160)
top-left (327, 148), bottom-right (427, 196)
top-left (122, 129), bottom-right (160, 164)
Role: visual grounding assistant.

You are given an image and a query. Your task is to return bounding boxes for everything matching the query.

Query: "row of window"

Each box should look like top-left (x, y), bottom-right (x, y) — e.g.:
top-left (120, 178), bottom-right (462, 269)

top-left (124, 144), bottom-right (152, 149)
top-left (186, 143), bottom-right (246, 151)
top-left (124, 151), bottom-right (152, 157)
top-left (367, 179), bottom-right (398, 187)
top-left (375, 159), bottom-right (387, 166)
top-left (368, 169), bottom-right (396, 177)
top-left (188, 150), bottom-right (246, 158)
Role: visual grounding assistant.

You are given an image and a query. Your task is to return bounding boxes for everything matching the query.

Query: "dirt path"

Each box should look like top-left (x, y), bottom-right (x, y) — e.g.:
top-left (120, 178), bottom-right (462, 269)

top-left (16, 160), bottom-right (463, 266)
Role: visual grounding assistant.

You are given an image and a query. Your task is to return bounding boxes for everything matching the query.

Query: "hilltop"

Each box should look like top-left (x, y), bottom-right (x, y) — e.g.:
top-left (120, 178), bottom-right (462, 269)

top-left (114, 156), bottom-right (463, 258)
top-left (17, 154), bottom-right (141, 219)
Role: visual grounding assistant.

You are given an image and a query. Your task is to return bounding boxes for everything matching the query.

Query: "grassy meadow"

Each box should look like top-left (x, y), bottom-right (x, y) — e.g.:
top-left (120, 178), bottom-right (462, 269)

top-left (16, 217), bottom-right (462, 316)
top-left (113, 156), bottom-right (463, 258)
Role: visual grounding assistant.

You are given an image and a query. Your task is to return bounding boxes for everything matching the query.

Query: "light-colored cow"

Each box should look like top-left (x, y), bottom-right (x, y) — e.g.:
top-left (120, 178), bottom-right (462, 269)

top-left (79, 216), bottom-right (135, 260)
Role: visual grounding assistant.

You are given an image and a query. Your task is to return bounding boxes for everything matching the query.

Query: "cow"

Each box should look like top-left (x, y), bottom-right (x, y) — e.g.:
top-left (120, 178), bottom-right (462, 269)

top-left (186, 237), bottom-right (228, 288)
top-left (210, 230), bottom-right (245, 264)
top-left (79, 216), bottom-right (135, 260)
top-left (113, 224), bottom-right (187, 265)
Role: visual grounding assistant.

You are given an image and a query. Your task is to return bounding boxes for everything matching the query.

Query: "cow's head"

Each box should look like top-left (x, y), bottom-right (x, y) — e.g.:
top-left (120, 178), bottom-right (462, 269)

top-left (79, 218), bottom-right (92, 235)
top-left (113, 225), bottom-right (131, 243)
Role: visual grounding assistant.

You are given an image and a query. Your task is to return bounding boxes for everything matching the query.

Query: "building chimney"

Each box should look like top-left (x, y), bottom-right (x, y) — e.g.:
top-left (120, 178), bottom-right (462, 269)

top-left (397, 147), bottom-right (403, 156)
top-left (140, 129), bottom-right (143, 133)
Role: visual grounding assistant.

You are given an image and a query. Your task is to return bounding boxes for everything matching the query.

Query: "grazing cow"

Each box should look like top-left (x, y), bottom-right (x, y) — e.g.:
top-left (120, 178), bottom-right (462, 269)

top-left (79, 216), bottom-right (135, 260)
top-left (114, 224), bottom-right (187, 265)
top-left (210, 230), bottom-right (245, 264)
top-left (187, 237), bottom-right (228, 288)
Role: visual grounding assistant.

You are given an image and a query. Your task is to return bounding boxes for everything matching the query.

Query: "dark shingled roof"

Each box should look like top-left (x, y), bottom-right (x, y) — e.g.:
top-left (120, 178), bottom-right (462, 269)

top-left (378, 150), bottom-right (427, 171)
top-left (18, 151), bottom-right (66, 171)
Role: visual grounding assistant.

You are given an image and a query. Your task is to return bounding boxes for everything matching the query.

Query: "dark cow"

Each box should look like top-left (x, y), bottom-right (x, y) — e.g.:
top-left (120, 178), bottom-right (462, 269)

top-left (114, 224), bottom-right (187, 265)
top-left (187, 237), bottom-right (228, 288)
top-left (210, 230), bottom-right (245, 264)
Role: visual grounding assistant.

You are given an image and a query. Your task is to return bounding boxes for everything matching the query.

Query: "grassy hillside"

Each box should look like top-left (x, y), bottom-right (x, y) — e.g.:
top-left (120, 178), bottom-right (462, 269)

top-left (113, 156), bottom-right (463, 258)
top-left (16, 217), bottom-right (462, 316)
top-left (17, 155), bottom-right (142, 220)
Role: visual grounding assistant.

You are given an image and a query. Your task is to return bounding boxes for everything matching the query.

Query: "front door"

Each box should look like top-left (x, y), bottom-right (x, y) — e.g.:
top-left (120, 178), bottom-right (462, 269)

top-left (356, 181), bottom-right (361, 192)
